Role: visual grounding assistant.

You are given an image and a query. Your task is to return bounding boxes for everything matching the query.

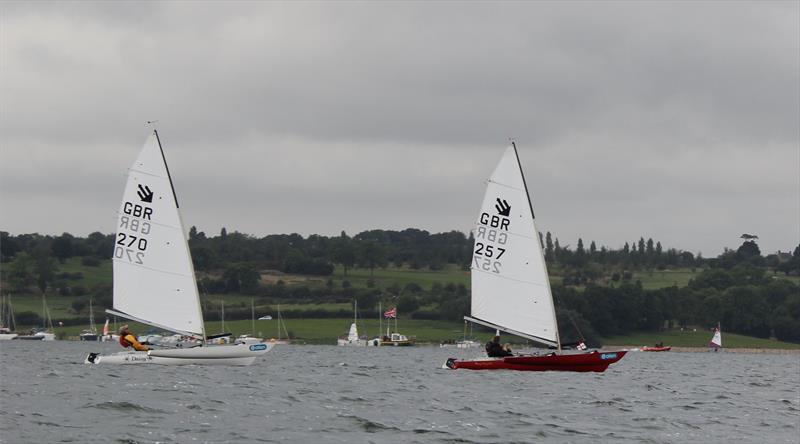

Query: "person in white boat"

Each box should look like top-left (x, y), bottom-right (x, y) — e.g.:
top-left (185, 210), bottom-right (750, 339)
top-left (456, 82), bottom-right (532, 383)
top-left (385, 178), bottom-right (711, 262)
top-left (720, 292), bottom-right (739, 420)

top-left (485, 336), bottom-right (513, 357)
top-left (118, 325), bottom-right (150, 351)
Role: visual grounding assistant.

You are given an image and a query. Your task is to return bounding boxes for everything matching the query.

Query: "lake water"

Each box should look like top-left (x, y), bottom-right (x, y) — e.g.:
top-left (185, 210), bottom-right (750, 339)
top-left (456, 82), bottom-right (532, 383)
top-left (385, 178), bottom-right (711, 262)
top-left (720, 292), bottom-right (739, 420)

top-left (1, 341), bottom-right (798, 443)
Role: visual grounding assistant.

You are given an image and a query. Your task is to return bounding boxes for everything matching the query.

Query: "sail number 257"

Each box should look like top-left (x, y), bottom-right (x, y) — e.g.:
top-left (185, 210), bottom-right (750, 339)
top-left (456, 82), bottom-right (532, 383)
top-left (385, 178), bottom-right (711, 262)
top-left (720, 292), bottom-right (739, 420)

top-left (474, 243), bottom-right (504, 274)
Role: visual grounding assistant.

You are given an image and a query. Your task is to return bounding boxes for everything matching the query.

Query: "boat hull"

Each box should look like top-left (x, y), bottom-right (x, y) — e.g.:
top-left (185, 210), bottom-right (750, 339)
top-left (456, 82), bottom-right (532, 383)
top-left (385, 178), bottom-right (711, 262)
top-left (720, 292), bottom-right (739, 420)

top-left (84, 342), bottom-right (272, 366)
top-left (444, 350), bottom-right (627, 372)
top-left (337, 339), bottom-right (368, 346)
top-left (641, 346), bottom-right (671, 352)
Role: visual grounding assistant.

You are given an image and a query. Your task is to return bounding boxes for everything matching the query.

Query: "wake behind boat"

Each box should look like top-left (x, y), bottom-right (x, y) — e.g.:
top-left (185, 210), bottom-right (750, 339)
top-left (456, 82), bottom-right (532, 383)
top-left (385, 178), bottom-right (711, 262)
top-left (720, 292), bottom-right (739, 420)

top-left (85, 130), bottom-right (271, 366)
top-left (444, 143), bottom-right (626, 372)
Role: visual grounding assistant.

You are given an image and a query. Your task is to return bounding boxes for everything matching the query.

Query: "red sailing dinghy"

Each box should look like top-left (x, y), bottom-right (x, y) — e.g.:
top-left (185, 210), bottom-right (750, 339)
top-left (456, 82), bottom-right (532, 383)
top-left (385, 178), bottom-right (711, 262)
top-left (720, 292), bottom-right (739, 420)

top-left (444, 143), bottom-right (626, 372)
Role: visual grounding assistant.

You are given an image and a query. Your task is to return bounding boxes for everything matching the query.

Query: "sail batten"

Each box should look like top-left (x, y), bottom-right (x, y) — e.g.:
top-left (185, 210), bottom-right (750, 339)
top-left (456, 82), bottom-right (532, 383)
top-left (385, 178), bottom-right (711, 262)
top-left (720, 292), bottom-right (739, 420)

top-left (469, 145), bottom-right (558, 344)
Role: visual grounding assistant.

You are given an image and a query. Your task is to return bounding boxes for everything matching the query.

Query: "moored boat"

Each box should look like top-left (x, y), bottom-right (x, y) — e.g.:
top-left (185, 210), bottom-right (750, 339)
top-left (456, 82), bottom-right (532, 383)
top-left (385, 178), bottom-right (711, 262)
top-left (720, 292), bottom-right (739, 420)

top-left (338, 300), bottom-right (367, 347)
top-left (709, 323), bottom-right (723, 352)
top-left (641, 346), bottom-right (672, 352)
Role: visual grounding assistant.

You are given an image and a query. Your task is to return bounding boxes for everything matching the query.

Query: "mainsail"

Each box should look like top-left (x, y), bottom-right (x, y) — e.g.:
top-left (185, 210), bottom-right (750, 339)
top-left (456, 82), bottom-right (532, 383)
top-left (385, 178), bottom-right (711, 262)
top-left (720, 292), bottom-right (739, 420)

top-left (347, 323), bottom-right (359, 342)
top-left (709, 324), bottom-right (722, 349)
top-left (466, 144), bottom-right (559, 348)
top-left (109, 131), bottom-right (205, 338)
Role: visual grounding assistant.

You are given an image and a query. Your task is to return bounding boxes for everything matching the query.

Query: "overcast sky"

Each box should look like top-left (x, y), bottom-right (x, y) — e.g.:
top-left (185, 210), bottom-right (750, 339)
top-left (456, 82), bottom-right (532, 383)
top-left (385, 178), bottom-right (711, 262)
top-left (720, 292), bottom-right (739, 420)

top-left (1, 1), bottom-right (798, 257)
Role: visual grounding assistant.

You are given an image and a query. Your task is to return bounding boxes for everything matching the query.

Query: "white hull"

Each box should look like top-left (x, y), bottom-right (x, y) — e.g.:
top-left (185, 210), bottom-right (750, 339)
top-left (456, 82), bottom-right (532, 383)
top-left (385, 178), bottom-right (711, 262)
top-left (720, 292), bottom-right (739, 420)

top-left (0, 333), bottom-right (18, 340)
top-left (441, 340), bottom-right (482, 349)
top-left (15, 332), bottom-right (55, 341)
top-left (85, 342), bottom-right (272, 366)
top-left (337, 338), bottom-right (367, 347)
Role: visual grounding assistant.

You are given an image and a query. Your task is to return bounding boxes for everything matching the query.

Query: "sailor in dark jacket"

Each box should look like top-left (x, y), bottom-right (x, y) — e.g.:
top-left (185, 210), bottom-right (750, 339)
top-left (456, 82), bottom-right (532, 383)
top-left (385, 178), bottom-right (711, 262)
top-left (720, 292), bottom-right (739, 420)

top-left (485, 335), bottom-right (513, 357)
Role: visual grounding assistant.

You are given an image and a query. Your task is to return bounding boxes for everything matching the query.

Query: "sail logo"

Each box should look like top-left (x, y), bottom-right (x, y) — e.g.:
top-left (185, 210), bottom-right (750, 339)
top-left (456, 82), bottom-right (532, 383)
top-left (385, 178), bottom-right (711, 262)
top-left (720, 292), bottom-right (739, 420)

top-left (137, 184), bottom-right (154, 203)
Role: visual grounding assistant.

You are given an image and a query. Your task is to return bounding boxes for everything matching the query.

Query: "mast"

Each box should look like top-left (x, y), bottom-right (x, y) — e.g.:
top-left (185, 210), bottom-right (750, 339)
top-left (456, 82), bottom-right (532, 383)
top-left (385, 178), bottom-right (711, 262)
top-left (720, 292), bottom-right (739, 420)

top-left (511, 141), bottom-right (561, 351)
top-left (153, 130), bottom-right (207, 345)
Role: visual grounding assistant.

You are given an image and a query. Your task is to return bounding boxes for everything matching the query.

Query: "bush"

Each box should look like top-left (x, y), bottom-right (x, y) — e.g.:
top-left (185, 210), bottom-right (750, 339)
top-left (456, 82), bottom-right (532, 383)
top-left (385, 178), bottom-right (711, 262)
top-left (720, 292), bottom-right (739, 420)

top-left (81, 256), bottom-right (101, 267)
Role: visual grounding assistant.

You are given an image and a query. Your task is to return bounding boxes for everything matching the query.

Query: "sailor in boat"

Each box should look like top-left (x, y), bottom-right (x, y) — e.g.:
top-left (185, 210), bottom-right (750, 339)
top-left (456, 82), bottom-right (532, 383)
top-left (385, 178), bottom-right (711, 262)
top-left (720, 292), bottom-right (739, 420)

top-left (118, 325), bottom-right (150, 351)
top-left (485, 336), bottom-right (513, 357)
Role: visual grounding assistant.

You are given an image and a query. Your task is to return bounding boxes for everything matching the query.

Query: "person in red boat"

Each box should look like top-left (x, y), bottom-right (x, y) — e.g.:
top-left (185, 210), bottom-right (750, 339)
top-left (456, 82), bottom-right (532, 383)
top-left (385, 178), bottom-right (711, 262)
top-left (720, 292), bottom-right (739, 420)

top-left (118, 325), bottom-right (150, 351)
top-left (485, 335), bottom-right (513, 357)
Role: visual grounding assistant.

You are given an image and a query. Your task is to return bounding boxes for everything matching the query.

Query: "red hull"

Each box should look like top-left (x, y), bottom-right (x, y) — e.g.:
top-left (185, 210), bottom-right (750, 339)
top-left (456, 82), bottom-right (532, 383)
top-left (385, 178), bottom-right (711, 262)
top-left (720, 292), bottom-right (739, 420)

top-left (641, 346), bottom-right (671, 352)
top-left (445, 350), bottom-right (627, 372)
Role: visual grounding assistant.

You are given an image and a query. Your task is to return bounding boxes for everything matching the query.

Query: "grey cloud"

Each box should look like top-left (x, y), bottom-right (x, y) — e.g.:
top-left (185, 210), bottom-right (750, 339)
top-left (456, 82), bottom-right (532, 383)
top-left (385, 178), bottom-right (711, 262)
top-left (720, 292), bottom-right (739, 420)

top-left (1, 1), bottom-right (797, 256)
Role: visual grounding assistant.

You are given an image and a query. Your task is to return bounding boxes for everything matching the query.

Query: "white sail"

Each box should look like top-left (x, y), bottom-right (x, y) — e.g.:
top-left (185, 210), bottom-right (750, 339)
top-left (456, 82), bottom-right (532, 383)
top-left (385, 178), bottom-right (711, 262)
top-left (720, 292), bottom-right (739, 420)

top-left (111, 131), bottom-right (205, 338)
top-left (347, 323), bottom-right (359, 341)
top-left (467, 145), bottom-right (559, 347)
top-left (709, 326), bottom-right (722, 348)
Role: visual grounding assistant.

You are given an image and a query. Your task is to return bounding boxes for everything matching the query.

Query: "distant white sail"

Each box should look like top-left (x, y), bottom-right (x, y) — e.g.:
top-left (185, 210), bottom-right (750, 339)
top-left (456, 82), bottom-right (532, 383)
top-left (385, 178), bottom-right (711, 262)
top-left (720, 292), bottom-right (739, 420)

top-left (347, 323), bottom-right (359, 342)
top-left (111, 132), bottom-right (204, 337)
top-left (709, 325), bottom-right (722, 349)
top-left (467, 145), bottom-right (558, 347)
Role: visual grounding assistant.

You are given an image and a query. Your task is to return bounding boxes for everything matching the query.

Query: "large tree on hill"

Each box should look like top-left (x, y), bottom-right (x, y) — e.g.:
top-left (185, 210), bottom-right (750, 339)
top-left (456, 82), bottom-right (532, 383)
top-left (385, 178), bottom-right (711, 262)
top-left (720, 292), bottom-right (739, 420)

top-left (332, 232), bottom-right (356, 277)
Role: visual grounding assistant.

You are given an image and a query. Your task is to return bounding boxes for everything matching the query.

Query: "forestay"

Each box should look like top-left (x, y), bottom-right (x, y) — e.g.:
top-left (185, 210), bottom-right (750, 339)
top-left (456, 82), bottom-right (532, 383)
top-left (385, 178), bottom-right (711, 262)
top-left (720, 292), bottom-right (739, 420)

top-left (468, 145), bottom-right (559, 347)
top-left (111, 132), bottom-right (205, 338)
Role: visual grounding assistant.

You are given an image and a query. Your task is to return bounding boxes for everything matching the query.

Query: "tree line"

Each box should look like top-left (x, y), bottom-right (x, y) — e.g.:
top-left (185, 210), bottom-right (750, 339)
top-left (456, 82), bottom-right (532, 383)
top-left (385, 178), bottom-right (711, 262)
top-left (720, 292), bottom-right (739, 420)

top-left (1, 230), bottom-right (798, 343)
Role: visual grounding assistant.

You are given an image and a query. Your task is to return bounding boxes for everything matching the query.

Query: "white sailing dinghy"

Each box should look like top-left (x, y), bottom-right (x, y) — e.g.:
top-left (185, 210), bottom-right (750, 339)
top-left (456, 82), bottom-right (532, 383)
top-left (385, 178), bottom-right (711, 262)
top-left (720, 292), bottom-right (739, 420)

top-left (338, 300), bottom-right (367, 346)
top-left (709, 323), bottom-right (722, 351)
top-left (85, 130), bottom-right (271, 365)
top-left (445, 143), bottom-right (626, 372)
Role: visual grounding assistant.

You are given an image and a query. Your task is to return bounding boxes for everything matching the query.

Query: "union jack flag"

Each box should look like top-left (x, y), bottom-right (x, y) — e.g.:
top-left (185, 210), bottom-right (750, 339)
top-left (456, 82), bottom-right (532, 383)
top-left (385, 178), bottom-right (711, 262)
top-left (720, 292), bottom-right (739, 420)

top-left (576, 341), bottom-right (587, 350)
top-left (384, 307), bottom-right (397, 319)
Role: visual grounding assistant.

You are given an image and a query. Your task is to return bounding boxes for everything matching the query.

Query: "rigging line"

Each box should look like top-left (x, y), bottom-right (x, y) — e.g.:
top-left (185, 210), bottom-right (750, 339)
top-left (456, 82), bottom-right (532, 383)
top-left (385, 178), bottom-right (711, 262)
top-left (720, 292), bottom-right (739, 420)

top-left (552, 289), bottom-right (585, 341)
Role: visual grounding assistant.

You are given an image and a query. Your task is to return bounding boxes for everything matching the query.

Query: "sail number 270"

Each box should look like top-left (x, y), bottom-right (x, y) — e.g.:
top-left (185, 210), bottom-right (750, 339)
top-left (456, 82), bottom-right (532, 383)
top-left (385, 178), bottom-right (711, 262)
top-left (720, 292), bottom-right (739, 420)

top-left (115, 233), bottom-right (146, 264)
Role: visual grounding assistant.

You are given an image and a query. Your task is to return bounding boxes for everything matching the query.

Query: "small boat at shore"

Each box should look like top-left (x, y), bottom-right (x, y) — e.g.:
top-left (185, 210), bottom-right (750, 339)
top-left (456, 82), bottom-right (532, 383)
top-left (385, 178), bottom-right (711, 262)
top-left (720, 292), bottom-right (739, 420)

top-left (444, 143), bottom-right (626, 372)
top-left (709, 323), bottom-right (723, 352)
top-left (338, 300), bottom-right (367, 347)
top-left (368, 306), bottom-right (415, 346)
top-left (641, 346), bottom-right (671, 352)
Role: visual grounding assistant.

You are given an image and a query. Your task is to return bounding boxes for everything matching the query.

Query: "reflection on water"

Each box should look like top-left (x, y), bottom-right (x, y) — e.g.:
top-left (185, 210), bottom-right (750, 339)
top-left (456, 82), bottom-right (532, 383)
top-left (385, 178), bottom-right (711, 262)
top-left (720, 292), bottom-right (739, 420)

top-left (1, 341), bottom-right (798, 443)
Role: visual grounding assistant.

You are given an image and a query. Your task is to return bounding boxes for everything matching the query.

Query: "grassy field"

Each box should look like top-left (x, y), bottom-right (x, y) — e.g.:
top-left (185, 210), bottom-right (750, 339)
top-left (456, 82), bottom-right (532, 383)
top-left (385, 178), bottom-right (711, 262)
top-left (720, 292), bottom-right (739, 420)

top-left (330, 264), bottom-right (470, 289)
top-left (58, 257), bottom-right (113, 288)
top-left (602, 329), bottom-right (800, 350)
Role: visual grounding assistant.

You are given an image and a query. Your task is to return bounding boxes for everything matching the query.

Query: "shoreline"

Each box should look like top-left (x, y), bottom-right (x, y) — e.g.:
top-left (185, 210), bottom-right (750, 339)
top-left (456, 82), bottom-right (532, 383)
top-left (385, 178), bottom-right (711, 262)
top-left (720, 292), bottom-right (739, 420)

top-left (614, 345), bottom-right (800, 354)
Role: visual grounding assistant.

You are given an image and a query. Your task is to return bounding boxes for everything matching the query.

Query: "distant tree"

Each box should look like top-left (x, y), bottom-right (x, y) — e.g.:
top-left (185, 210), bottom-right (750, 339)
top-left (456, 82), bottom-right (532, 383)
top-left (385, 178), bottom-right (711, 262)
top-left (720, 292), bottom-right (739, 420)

top-left (6, 251), bottom-right (36, 292)
top-left (736, 240), bottom-right (762, 266)
top-left (51, 233), bottom-right (75, 263)
top-left (545, 232), bottom-right (554, 262)
top-left (220, 227), bottom-right (228, 238)
top-left (32, 244), bottom-right (58, 294)
top-left (332, 234), bottom-right (356, 277)
top-left (357, 240), bottom-right (386, 278)
top-left (0, 231), bottom-right (21, 262)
